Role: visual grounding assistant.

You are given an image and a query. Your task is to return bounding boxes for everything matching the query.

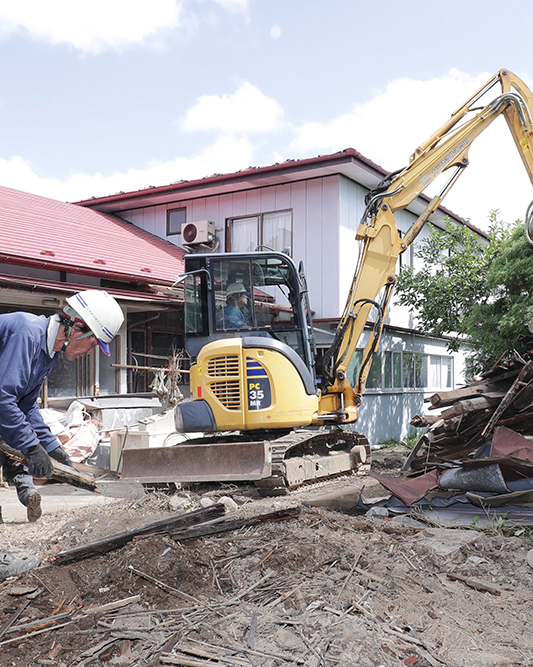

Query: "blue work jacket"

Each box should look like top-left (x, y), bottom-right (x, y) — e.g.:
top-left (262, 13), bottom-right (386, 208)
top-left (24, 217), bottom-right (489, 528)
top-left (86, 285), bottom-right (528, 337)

top-left (222, 304), bottom-right (248, 329)
top-left (0, 312), bottom-right (60, 454)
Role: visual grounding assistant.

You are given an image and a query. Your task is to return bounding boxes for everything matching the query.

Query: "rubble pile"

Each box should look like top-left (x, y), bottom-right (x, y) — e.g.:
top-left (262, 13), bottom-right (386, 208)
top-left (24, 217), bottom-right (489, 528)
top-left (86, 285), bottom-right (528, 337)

top-left (1, 496), bottom-right (533, 667)
top-left (410, 350), bottom-right (533, 462)
top-left (368, 351), bottom-right (533, 525)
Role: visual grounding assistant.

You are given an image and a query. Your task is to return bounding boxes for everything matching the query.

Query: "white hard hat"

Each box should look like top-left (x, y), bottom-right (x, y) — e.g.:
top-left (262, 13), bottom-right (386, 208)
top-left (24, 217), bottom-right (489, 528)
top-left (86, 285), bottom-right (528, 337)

top-left (64, 290), bottom-right (124, 356)
top-left (226, 282), bottom-right (249, 296)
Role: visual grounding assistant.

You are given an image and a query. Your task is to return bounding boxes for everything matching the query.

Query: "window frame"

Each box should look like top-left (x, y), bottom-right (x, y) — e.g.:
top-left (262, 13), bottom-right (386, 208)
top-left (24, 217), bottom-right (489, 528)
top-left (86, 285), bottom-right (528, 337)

top-left (226, 209), bottom-right (293, 253)
top-left (350, 348), bottom-right (454, 392)
top-left (167, 207), bottom-right (187, 237)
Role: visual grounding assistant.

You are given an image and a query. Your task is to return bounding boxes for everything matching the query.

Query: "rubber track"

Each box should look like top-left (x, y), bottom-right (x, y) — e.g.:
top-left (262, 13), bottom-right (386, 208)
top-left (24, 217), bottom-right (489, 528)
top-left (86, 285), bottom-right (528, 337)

top-left (254, 429), bottom-right (369, 496)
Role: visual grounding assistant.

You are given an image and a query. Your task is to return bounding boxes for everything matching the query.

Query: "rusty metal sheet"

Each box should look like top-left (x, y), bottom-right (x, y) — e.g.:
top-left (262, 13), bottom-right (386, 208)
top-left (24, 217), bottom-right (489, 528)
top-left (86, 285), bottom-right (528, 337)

top-left (466, 488), bottom-right (533, 508)
top-left (122, 441), bottom-right (271, 483)
top-left (491, 426), bottom-right (533, 462)
top-left (369, 469), bottom-right (439, 506)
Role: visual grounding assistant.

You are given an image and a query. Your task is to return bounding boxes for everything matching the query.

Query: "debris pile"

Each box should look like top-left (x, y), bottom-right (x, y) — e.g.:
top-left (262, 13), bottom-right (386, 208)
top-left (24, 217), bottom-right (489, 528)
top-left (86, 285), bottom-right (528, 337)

top-left (2, 495), bottom-right (533, 667)
top-left (368, 351), bottom-right (533, 525)
top-left (410, 351), bottom-right (533, 460)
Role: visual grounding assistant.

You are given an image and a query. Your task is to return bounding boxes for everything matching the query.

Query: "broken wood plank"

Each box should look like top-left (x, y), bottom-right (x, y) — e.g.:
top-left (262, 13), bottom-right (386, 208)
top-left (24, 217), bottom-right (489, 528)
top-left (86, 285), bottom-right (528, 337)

top-left (440, 397), bottom-right (500, 420)
top-left (0, 439), bottom-right (98, 493)
top-left (0, 620), bottom-right (73, 647)
top-left (85, 595), bottom-right (141, 614)
top-left (128, 566), bottom-right (201, 604)
top-left (53, 504), bottom-right (226, 565)
top-left (427, 383), bottom-right (491, 408)
top-left (481, 360), bottom-right (533, 438)
top-left (0, 598), bottom-right (32, 641)
top-left (446, 572), bottom-right (502, 596)
top-left (170, 507), bottom-right (301, 541)
top-left (410, 414), bottom-right (440, 427)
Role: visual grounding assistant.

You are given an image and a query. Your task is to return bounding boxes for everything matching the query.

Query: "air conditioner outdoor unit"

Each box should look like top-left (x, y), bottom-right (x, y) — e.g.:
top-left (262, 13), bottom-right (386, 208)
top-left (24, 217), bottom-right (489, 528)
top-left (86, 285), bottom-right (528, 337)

top-left (181, 220), bottom-right (216, 245)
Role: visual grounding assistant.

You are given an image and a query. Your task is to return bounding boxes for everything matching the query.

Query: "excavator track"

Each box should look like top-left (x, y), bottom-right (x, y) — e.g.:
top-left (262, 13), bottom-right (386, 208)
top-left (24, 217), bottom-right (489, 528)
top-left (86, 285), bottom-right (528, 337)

top-left (254, 429), bottom-right (371, 496)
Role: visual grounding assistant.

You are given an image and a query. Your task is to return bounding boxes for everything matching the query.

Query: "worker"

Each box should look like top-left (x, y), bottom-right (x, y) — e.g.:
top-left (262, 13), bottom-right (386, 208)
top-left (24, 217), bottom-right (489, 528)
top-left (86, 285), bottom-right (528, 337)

top-left (0, 290), bottom-right (124, 522)
top-left (221, 283), bottom-right (251, 329)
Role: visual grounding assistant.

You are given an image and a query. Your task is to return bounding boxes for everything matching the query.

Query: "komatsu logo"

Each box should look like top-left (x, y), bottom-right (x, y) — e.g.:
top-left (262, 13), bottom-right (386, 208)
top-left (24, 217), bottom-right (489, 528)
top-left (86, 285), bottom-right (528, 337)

top-left (419, 138), bottom-right (470, 186)
top-left (430, 139), bottom-right (469, 177)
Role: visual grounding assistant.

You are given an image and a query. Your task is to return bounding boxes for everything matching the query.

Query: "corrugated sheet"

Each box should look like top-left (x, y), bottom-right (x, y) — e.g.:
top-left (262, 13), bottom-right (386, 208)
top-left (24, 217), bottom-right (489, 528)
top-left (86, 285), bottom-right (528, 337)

top-left (0, 185), bottom-right (185, 285)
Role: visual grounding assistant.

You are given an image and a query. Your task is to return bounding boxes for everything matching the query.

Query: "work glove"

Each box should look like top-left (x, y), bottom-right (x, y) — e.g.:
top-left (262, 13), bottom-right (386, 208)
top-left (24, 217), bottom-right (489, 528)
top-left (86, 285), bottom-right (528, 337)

top-left (49, 446), bottom-right (74, 468)
top-left (25, 444), bottom-right (54, 479)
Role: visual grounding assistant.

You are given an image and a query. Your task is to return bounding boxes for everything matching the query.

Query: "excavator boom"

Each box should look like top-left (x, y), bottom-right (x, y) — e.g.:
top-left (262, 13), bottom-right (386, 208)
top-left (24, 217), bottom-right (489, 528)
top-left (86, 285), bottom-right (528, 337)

top-left (323, 69), bottom-right (533, 422)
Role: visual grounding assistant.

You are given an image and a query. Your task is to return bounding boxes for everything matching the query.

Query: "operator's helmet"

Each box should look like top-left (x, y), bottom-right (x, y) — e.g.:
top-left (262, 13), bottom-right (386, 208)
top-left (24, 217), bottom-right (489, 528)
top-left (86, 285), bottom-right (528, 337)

top-left (226, 282), bottom-right (249, 297)
top-left (63, 290), bottom-right (124, 356)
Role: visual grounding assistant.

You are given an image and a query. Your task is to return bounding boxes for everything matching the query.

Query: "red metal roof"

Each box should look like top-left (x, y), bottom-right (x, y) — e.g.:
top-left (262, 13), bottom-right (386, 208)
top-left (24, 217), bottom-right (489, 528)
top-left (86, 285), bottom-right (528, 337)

top-left (77, 148), bottom-right (385, 207)
top-left (76, 148), bottom-right (486, 239)
top-left (0, 185), bottom-right (185, 285)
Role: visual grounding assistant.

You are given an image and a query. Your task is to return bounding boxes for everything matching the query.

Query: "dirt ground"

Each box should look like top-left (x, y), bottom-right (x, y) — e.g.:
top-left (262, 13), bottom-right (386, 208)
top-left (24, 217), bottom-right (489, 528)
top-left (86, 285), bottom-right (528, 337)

top-left (1, 449), bottom-right (533, 667)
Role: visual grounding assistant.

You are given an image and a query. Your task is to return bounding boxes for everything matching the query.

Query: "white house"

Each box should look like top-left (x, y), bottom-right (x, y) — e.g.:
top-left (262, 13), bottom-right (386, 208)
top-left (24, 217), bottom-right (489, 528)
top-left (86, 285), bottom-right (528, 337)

top-left (79, 148), bottom-right (486, 443)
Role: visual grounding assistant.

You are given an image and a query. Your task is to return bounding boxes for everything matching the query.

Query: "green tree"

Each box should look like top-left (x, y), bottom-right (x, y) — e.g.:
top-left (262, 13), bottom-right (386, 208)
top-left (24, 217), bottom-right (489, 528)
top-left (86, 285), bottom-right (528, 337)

top-left (395, 213), bottom-right (531, 376)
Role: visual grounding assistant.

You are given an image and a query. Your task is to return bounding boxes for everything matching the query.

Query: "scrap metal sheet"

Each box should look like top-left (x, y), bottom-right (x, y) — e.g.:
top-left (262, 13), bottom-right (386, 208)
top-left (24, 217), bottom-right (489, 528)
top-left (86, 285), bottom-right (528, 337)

top-left (369, 469), bottom-right (439, 506)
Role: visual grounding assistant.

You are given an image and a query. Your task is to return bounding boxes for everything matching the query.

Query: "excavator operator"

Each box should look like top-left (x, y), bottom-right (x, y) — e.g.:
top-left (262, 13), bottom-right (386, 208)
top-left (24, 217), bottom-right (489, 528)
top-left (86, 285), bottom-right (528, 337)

top-left (220, 282), bottom-right (251, 329)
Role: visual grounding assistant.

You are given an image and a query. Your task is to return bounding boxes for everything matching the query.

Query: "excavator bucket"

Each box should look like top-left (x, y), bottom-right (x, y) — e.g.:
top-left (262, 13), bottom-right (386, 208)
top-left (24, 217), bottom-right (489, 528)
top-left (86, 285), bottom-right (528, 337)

top-left (121, 440), bottom-right (272, 483)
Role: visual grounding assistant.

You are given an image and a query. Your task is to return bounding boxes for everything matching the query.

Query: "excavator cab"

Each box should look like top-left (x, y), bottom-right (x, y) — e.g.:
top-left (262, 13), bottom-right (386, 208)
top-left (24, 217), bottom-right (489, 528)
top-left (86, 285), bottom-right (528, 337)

top-left (176, 251), bottom-right (320, 433)
top-left (183, 252), bottom-right (317, 376)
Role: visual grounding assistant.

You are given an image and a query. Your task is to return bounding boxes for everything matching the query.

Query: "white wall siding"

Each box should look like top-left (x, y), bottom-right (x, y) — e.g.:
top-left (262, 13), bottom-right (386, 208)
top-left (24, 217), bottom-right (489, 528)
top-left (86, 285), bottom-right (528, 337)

top-left (119, 176), bottom-right (344, 319)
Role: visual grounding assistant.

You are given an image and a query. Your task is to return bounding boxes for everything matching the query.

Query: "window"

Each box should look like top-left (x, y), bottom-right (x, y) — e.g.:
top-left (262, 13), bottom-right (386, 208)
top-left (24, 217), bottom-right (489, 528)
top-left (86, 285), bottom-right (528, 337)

top-left (402, 352), bottom-right (414, 388)
top-left (228, 210), bottom-right (292, 253)
top-left (442, 356), bottom-right (453, 388)
top-left (366, 352), bottom-right (382, 389)
top-left (414, 354), bottom-right (428, 388)
top-left (167, 208), bottom-right (186, 236)
top-left (384, 351), bottom-right (402, 388)
top-left (344, 348), bottom-right (453, 391)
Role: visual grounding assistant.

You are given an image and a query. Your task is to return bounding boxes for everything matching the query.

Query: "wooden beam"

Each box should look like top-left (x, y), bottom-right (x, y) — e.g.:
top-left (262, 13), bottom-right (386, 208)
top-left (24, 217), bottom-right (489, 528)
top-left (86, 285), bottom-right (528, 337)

top-left (0, 439), bottom-right (98, 493)
top-left (52, 504), bottom-right (226, 565)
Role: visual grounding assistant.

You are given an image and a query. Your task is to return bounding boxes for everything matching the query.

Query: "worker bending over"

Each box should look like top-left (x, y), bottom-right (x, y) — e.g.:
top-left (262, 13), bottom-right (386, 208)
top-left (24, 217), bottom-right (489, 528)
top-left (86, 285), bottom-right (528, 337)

top-left (0, 290), bottom-right (124, 522)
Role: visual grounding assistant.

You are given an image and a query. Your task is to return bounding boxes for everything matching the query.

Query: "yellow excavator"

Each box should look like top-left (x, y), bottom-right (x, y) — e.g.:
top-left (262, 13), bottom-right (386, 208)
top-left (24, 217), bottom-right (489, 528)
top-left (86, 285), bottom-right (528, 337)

top-left (122, 69), bottom-right (533, 494)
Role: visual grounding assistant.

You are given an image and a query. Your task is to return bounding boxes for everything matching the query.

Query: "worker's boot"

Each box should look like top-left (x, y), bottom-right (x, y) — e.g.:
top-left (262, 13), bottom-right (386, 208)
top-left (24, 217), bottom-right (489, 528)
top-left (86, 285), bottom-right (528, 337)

top-left (10, 468), bottom-right (41, 522)
top-left (26, 490), bottom-right (42, 523)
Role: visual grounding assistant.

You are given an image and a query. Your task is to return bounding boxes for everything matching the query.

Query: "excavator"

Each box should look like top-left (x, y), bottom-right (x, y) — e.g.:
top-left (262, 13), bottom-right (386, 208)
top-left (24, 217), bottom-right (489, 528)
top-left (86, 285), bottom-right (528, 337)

top-left (121, 69), bottom-right (533, 494)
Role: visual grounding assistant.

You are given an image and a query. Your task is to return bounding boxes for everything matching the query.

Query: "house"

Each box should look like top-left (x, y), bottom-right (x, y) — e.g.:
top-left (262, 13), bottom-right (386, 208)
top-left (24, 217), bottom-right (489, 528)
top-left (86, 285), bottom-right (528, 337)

top-left (78, 148), bottom-right (487, 443)
top-left (0, 185), bottom-right (186, 405)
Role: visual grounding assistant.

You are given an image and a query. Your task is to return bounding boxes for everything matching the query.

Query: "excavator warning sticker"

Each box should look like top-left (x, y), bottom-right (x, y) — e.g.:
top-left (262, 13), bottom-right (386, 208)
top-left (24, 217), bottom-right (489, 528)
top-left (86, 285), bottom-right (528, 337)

top-left (246, 357), bottom-right (271, 410)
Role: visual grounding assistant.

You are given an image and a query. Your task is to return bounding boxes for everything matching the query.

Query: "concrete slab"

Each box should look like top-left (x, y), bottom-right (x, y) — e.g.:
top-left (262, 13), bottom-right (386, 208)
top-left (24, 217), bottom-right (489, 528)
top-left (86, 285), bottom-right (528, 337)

top-left (417, 527), bottom-right (481, 556)
top-left (0, 480), bottom-right (146, 524)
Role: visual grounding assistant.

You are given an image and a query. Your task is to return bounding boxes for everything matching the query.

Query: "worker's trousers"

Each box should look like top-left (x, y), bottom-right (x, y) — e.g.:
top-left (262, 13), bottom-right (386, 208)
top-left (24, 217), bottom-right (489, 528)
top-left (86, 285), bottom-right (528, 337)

top-left (0, 453), bottom-right (37, 506)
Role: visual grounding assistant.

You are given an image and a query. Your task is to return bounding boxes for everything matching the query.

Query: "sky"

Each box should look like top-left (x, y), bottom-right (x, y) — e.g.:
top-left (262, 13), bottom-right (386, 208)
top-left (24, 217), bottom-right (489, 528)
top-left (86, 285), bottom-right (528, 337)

top-left (1, 0), bottom-right (533, 232)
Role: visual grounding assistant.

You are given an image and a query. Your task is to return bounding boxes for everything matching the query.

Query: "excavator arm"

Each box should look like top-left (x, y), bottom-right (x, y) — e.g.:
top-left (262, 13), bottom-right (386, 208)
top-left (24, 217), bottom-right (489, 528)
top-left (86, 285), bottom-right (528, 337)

top-left (319, 69), bottom-right (533, 423)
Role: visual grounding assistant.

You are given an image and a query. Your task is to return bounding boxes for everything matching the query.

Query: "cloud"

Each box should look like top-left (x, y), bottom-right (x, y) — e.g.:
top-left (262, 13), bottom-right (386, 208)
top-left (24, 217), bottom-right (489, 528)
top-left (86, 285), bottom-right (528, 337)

top-left (211, 0), bottom-right (249, 14)
top-left (0, 0), bottom-right (183, 53)
top-left (0, 0), bottom-right (252, 53)
top-left (0, 135), bottom-right (255, 202)
top-left (182, 82), bottom-right (285, 134)
top-left (291, 69), bottom-right (494, 168)
top-left (290, 68), bottom-right (533, 229)
top-left (2, 70), bottom-right (533, 231)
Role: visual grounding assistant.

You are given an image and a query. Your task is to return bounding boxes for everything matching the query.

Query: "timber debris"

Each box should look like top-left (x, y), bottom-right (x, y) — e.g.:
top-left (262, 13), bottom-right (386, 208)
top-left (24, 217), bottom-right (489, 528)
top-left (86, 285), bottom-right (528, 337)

top-left (0, 439), bottom-right (99, 493)
top-left (366, 350), bottom-right (533, 525)
top-left (408, 350), bottom-right (533, 467)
